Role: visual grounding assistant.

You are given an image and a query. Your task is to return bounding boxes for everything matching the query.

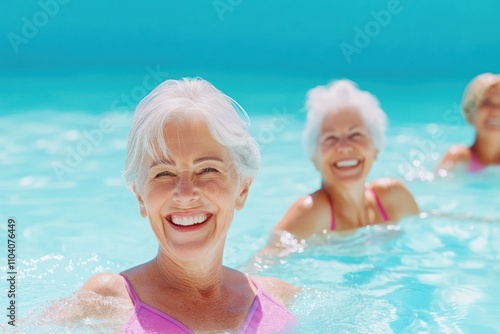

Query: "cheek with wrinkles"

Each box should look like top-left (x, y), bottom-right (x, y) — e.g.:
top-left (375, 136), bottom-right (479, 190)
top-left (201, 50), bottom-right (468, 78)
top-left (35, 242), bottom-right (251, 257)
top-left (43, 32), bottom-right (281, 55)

top-left (474, 111), bottom-right (491, 128)
top-left (213, 211), bottom-right (234, 239)
top-left (144, 183), bottom-right (171, 213)
top-left (149, 217), bottom-right (166, 241)
top-left (149, 181), bottom-right (175, 196)
top-left (354, 137), bottom-right (369, 145)
top-left (199, 177), bottom-right (235, 198)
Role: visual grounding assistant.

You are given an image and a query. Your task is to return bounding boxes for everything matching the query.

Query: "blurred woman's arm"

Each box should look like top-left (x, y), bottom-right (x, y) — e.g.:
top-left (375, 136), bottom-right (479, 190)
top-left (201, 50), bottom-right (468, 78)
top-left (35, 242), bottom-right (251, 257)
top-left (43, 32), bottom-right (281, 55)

top-left (438, 145), bottom-right (470, 172)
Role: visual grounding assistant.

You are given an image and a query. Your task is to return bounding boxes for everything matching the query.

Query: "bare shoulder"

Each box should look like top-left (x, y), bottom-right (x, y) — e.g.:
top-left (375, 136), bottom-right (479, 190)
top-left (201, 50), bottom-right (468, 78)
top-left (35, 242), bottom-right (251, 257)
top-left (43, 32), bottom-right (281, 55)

top-left (370, 178), bottom-right (420, 219)
top-left (250, 275), bottom-right (300, 309)
top-left (274, 192), bottom-right (327, 238)
top-left (439, 144), bottom-right (471, 171)
top-left (370, 178), bottom-right (407, 193)
top-left (79, 272), bottom-right (129, 299)
top-left (274, 195), bottom-right (316, 231)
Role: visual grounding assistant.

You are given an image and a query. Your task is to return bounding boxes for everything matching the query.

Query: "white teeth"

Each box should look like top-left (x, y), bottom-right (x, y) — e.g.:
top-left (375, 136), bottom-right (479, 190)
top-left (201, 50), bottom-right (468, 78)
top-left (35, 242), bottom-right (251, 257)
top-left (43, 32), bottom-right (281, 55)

top-left (487, 119), bottom-right (500, 126)
top-left (335, 159), bottom-right (359, 168)
top-left (171, 214), bottom-right (208, 226)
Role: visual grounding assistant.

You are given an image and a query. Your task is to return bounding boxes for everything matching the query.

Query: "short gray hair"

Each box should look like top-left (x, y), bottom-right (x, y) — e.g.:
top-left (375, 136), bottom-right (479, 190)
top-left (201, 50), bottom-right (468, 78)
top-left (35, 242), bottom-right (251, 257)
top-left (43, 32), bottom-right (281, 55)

top-left (123, 78), bottom-right (261, 191)
top-left (302, 79), bottom-right (387, 160)
top-left (462, 73), bottom-right (500, 123)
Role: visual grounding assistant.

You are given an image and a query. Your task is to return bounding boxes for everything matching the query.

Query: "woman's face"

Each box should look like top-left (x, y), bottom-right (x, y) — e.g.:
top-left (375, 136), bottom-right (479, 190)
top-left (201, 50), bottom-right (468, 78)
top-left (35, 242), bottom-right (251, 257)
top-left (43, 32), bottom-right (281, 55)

top-left (315, 108), bottom-right (377, 187)
top-left (135, 118), bottom-right (251, 260)
top-left (474, 84), bottom-right (500, 135)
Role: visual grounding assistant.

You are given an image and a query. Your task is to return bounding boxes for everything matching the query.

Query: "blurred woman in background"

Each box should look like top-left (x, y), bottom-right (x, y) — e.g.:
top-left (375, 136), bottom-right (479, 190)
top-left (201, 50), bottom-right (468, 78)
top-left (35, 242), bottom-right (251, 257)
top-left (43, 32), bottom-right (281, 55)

top-left (439, 73), bottom-right (500, 173)
top-left (274, 80), bottom-right (419, 238)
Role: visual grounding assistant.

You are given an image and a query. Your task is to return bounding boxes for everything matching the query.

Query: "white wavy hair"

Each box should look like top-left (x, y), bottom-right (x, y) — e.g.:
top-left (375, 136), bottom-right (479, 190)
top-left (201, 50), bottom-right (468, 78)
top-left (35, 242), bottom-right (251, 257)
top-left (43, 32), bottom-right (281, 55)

top-left (462, 73), bottom-right (500, 123)
top-left (123, 78), bottom-right (261, 191)
top-left (302, 79), bottom-right (388, 160)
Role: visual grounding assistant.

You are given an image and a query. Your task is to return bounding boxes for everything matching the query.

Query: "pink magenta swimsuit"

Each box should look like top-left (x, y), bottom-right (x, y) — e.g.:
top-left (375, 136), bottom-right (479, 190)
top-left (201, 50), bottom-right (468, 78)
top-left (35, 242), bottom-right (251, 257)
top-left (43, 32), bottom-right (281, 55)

top-left (468, 148), bottom-right (484, 173)
top-left (120, 275), bottom-right (297, 334)
top-left (328, 187), bottom-right (389, 231)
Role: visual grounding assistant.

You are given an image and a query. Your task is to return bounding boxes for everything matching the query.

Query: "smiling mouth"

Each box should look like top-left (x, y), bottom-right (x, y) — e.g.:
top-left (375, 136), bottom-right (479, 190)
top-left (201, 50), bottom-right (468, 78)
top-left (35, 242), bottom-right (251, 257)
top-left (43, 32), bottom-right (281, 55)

top-left (334, 159), bottom-right (360, 168)
top-left (168, 214), bottom-right (210, 227)
top-left (486, 119), bottom-right (500, 126)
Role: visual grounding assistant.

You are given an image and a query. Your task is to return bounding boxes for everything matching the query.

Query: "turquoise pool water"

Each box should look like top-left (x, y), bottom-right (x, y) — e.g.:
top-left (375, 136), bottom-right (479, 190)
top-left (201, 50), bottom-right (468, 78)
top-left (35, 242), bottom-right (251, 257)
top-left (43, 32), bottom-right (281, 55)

top-left (1, 71), bottom-right (500, 333)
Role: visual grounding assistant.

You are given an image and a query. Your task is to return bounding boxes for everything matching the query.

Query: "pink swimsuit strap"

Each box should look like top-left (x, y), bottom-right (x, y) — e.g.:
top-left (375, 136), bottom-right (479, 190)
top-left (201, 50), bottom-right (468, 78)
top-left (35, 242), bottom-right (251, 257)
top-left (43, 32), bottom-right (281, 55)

top-left (120, 274), bottom-right (296, 334)
top-left (328, 186), bottom-right (389, 231)
top-left (327, 194), bottom-right (336, 231)
top-left (368, 187), bottom-right (389, 222)
top-left (121, 275), bottom-right (192, 333)
top-left (468, 148), bottom-right (484, 173)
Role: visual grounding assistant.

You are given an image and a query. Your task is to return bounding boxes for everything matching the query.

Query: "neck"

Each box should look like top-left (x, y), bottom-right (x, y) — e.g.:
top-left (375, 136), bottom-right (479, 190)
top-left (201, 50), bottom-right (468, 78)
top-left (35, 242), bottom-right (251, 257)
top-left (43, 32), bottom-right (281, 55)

top-left (472, 134), bottom-right (500, 164)
top-left (154, 248), bottom-right (225, 298)
top-left (324, 180), bottom-right (368, 226)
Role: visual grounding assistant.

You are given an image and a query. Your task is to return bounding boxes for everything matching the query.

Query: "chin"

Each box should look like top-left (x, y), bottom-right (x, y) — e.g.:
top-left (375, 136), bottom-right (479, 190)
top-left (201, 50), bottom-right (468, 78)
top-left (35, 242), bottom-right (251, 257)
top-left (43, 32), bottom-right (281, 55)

top-left (335, 176), bottom-right (366, 187)
top-left (162, 238), bottom-right (216, 260)
top-left (173, 246), bottom-right (214, 261)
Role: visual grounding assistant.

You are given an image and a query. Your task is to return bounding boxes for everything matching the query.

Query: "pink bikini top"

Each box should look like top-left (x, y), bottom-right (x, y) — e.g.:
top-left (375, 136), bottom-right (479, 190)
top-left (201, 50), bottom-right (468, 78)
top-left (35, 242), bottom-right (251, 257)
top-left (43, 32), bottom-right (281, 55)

top-left (468, 148), bottom-right (484, 173)
top-left (120, 275), bottom-right (297, 334)
top-left (327, 186), bottom-right (389, 231)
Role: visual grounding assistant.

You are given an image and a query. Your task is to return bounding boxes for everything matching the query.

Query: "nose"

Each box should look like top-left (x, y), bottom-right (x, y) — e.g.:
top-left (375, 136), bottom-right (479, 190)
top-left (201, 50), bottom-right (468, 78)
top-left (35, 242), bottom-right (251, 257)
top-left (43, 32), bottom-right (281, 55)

top-left (336, 136), bottom-right (353, 153)
top-left (173, 173), bottom-right (199, 205)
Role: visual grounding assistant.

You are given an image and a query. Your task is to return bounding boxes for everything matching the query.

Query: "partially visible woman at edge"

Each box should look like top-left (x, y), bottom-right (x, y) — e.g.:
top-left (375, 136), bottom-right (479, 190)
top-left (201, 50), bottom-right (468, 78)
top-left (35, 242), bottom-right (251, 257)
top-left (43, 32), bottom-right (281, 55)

top-left (274, 80), bottom-right (419, 239)
top-left (52, 78), bottom-right (298, 333)
top-left (439, 73), bottom-right (500, 174)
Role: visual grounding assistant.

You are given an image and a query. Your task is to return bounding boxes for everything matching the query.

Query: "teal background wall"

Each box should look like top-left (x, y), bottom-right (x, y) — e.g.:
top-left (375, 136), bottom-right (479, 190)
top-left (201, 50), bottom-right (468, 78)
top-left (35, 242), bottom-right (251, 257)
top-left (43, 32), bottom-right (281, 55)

top-left (2, 0), bottom-right (500, 80)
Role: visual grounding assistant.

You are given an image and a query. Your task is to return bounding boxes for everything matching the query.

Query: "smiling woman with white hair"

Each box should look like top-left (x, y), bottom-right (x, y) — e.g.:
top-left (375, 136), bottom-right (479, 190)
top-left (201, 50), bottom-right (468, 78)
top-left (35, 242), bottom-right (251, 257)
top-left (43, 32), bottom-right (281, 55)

top-left (55, 78), bottom-right (298, 333)
top-left (439, 73), bottom-right (500, 173)
top-left (274, 79), bottom-right (419, 237)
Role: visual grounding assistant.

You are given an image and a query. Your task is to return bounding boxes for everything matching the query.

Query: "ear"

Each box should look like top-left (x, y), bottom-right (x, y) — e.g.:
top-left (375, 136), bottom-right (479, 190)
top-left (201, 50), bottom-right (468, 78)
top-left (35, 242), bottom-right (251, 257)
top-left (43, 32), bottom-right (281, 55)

top-left (235, 177), bottom-right (252, 210)
top-left (132, 185), bottom-right (147, 218)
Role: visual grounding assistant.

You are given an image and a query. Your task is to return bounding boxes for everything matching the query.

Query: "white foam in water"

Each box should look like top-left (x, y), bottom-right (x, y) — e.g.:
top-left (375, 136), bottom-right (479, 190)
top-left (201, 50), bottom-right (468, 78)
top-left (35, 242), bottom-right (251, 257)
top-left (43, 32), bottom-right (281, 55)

top-left (2, 83), bottom-right (500, 333)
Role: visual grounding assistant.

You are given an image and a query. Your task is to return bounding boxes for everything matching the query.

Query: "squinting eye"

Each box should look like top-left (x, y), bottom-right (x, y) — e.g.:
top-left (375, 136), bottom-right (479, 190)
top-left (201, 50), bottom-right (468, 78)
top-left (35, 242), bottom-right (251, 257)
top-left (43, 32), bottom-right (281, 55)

top-left (155, 171), bottom-right (175, 178)
top-left (350, 133), bottom-right (361, 138)
top-left (323, 136), bottom-right (338, 144)
top-left (200, 167), bottom-right (219, 173)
